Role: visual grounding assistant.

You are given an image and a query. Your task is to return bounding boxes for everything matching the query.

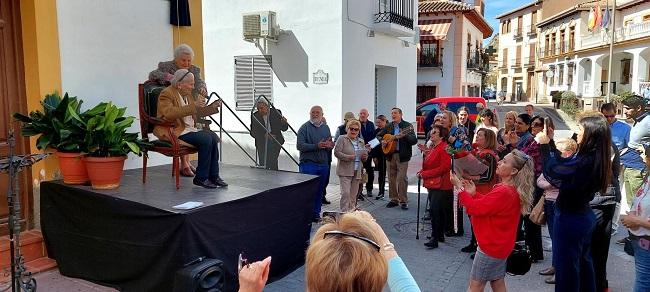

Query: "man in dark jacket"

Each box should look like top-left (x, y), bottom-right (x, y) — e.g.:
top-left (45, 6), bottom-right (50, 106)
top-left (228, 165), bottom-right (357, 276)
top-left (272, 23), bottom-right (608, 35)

top-left (376, 107), bottom-right (418, 209)
top-left (251, 99), bottom-right (289, 170)
top-left (359, 108), bottom-right (376, 197)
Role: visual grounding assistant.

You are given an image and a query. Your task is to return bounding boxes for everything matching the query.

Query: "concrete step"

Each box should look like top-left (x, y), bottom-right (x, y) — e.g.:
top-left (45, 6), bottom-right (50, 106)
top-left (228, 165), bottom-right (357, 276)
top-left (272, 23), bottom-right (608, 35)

top-left (0, 230), bottom-right (57, 283)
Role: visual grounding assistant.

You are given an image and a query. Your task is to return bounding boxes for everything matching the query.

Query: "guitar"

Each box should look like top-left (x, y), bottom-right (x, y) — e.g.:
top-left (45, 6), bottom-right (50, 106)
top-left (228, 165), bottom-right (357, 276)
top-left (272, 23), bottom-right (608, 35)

top-left (382, 125), bottom-right (413, 155)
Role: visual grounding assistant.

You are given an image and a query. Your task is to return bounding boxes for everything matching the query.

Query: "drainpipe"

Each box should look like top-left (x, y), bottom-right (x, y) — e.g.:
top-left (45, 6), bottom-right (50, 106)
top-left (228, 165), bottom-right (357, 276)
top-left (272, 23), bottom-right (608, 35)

top-left (606, 0), bottom-right (616, 103)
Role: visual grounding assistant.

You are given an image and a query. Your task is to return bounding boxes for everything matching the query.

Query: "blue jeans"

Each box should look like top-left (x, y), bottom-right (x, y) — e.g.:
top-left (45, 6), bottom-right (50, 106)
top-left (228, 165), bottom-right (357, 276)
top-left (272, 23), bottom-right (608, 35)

top-left (633, 238), bottom-right (650, 292)
top-left (553, 206), bottom-right (596, 292)
top-left (544, 200), bottom-right (556, 266)
top-left (299, 162), bottom-right (330, 219)
top-left (179, 130), bottom-right (220, 181)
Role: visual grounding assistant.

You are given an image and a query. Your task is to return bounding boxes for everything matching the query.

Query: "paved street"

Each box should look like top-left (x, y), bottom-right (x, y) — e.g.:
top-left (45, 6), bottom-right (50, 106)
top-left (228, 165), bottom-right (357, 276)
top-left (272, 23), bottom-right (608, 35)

top-left (31, 104), bottom-right (635, 291)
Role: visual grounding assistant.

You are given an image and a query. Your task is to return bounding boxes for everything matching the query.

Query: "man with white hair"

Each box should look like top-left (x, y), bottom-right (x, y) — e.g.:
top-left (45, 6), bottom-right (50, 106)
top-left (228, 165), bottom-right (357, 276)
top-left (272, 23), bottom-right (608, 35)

top-left (297, 106), bottom-right (334, 222)
top-left (154, 69), bottom-right (226, 189)
top-left (359, 108), bottom-right (376, 197)
top-left (250, 98), bottom-right (289, 170)
top-left (149, 44), bottom-right (209, 177)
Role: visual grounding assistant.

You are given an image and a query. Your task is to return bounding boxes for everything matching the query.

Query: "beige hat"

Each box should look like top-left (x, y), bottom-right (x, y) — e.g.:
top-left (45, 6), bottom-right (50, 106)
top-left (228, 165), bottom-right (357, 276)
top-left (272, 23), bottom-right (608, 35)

top-left (343, 112), bottom-right (355, 121)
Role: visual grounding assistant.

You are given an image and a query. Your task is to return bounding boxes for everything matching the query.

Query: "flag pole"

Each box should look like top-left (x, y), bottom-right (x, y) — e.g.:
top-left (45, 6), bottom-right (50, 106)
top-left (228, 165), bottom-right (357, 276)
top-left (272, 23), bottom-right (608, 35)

top-left (606, 0), bottom-right (616, 103)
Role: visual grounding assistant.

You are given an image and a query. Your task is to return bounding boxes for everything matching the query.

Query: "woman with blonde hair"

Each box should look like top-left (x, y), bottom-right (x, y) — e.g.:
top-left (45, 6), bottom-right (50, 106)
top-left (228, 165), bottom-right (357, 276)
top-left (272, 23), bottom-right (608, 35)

top-left (237, 211), bottom-right (420, 292)
top-left (496, 111), bottom-right (518, 159)
top-left (451, 149), bottom-right (535, 292)
top-left (334, 119), bottom-right (368, 211)
top-left (307, 211), bottom-right (420, 292)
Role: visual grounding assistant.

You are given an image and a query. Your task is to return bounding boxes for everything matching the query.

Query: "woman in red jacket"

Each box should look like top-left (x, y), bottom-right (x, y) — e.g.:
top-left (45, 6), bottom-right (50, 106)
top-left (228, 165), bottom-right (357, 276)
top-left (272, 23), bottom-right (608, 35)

top-left (460, 128), bottom-right (499, 254)
top-left (451, 149), bottom-right (534, 292)
top-left (418, 125), bottom-right (452, 249)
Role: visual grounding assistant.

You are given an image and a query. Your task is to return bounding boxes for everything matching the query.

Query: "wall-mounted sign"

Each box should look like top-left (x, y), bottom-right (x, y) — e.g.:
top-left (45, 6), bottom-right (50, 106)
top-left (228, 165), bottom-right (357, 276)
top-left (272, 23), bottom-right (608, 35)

top-left (313, 70), bottom-right (329, 85)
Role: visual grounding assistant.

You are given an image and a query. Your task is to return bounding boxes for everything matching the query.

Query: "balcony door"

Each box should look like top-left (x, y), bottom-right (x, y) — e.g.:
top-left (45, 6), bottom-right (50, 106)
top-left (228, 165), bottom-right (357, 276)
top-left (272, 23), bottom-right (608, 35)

top-left (0, 0), bottom-right (33, 233)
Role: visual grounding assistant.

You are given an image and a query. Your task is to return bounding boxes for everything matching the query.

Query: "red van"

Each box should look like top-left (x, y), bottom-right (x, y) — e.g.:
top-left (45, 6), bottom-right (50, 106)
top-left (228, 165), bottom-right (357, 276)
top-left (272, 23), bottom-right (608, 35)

top-left (416, 97), bottom-right (487, 136)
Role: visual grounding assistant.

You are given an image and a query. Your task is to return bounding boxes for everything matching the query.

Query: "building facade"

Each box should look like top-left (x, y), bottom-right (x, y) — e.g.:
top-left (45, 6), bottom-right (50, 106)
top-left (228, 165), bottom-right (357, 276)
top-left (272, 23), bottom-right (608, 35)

top-left (536, 0), bottom-right (650, 109)
top-left (416, 0), bottom-right (492, 103)
top-left (496, 1), bottom-right (542, 102)
top-left (204, 0), bottom-right (417, 167)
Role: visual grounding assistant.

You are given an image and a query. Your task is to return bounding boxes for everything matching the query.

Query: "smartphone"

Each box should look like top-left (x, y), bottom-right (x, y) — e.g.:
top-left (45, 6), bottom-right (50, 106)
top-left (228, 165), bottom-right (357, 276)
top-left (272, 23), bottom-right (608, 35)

top-left (322, 211), bottom-right (346, 220)
top-left (544, 117), bottom-right (551, 130)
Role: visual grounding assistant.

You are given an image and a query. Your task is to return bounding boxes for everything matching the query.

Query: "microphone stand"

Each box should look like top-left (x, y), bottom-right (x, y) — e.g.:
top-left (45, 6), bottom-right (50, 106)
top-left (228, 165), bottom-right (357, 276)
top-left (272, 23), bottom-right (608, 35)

top-left (0, 130), bottom-right (49, 292)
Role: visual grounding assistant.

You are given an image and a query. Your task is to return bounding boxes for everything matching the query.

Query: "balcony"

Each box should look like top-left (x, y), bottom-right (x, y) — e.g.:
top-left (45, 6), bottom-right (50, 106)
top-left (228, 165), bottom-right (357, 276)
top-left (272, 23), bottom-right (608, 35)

top-left (580, 22), bottom-right (650, 50)
top-left (419, 51), bottom-right (443, 68)
top-left (527, 25), bottom-right (537, 37)
top-left (513, 28), bottom-right (523, 40)
top-left (510, 58), bottom-right (521, 68)
top-left (467, 50), bottom-right (483, 71)
top-left (374, 0), bottom-right (415, 37)
top-left (523, 57), bottom-right (535, 67)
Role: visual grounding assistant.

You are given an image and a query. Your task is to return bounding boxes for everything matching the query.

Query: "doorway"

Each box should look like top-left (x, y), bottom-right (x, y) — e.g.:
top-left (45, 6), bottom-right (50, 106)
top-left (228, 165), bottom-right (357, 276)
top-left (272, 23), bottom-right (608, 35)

top-left (0, 1), bottom-right (33, 233)
top-left (514, 80), bottom-right (524, 102)
top-left (375, 65), bottom-right (397, 117)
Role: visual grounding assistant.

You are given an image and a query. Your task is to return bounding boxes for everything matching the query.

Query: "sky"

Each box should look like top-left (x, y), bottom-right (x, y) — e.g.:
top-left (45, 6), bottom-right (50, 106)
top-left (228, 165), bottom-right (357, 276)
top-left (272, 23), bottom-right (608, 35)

top-left (483, 0), bottom-right (533, 44)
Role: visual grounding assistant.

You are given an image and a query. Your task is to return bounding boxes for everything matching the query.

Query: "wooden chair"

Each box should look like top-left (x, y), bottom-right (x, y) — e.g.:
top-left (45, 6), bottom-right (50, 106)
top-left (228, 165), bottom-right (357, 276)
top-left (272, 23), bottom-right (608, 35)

top-left (138, 83), bottom-right (198, 189)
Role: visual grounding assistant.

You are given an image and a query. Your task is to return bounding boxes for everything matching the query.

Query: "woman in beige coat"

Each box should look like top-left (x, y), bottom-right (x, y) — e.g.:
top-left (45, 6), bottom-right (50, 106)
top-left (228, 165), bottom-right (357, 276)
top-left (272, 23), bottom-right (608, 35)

top-left (334, 119), bottom-right (369, 212)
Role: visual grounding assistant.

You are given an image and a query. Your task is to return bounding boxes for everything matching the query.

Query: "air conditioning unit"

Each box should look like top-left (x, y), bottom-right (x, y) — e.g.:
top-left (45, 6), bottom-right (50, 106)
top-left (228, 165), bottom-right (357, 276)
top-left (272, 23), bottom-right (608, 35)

top-left (242, 11), bottom-right (278, 41)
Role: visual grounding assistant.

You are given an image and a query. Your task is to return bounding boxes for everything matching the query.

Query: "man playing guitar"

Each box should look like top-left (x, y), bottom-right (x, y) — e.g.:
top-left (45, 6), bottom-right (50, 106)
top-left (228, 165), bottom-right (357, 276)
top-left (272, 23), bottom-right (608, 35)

top-left (376, 107), bottom-right (418, 210)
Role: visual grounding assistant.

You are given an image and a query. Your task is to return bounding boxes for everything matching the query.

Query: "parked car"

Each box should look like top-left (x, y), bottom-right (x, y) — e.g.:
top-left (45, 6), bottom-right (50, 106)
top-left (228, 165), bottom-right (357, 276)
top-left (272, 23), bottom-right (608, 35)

top-left (482, 89), bottom-right (496, 100)
top-left (416, 96), bottom-right (487, 136)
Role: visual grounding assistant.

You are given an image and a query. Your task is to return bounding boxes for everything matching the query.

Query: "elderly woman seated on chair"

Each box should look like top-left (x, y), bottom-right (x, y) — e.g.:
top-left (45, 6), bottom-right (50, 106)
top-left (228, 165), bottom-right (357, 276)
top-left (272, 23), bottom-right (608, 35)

top-left (149, 44), bottom-right (207, 177)
top-left (153, 69), bottom-right (227, 189)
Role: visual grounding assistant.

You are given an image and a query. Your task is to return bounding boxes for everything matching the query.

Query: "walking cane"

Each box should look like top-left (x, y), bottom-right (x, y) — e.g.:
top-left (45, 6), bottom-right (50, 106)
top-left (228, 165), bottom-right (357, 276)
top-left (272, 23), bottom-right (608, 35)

top-left (416, 176), bottom-right (421, 240)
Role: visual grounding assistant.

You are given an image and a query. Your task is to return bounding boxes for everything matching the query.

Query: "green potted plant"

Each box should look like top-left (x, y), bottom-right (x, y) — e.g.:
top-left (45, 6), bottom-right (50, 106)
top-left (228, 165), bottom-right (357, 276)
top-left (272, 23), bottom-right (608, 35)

top-left (82, 102), bottom-right (150, 190)
top-left (13, 92), bottom-right (89, 184)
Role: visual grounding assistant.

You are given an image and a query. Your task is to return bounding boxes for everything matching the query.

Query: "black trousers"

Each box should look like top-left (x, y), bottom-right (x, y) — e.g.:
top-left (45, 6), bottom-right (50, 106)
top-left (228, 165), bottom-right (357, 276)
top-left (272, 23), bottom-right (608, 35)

top-left (591, 204), bottom-right (615, 291)
top-left (256, 140), bottom-right (281, 170)
top-left (443, 192), bottom-right (464, 234)
top-left (375, 156), bottom-right (386, 194)
top-left (524, 187), bottom-right (544, 261)
top-left (428, 189), bottom-right (451, 240)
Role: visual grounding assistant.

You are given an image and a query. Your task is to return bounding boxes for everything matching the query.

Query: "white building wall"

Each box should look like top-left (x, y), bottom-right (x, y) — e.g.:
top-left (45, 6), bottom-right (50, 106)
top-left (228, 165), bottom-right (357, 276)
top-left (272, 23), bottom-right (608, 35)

top-left (342, 0), bottom-right (417, 121)
top-left (416, 15), bottom-right (457, 97)
top-left (462, 17), bottom-right (485, 94)
top-left (56, 0), bottom-right (173, 169)
top-left (202, 0), bottom-right (343, 168)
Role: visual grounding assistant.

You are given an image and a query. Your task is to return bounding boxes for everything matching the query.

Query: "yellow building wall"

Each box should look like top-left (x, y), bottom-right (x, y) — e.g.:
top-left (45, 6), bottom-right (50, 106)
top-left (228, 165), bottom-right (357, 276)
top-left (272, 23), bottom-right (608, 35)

top-left (173, 0), bottom-right (205, 73)
top-left (21, 0), bottom-right (62, 182)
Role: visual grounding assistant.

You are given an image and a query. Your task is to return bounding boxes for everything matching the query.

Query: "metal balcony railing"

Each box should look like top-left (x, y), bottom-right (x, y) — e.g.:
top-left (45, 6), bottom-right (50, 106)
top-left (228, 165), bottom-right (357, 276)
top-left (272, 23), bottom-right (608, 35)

top-left (527, 25), bottom-right (537, 36)
top-left (510, 58), bottom-right (521, 67)
top-left (581, 22), bottom-right (650, 50)
top-left (466, 50), bottom-right (483, 70)
top-left (374, 0), bottom-right (414, 30)
top-left (513, 28), bottom-right (523, 39)
top-left (419, 52), bottom-right (443, 67)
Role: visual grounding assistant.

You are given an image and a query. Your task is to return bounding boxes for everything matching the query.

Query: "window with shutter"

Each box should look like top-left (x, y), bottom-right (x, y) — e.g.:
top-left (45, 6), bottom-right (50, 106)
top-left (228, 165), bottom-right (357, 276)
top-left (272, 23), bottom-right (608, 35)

top-left (234, 55), bottom-right (273, 111)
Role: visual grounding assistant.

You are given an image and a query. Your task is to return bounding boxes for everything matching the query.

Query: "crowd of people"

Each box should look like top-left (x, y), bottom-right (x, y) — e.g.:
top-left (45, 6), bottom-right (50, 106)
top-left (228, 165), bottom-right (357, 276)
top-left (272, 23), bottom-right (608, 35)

top-left (150, 44), bottom-right (650, 292)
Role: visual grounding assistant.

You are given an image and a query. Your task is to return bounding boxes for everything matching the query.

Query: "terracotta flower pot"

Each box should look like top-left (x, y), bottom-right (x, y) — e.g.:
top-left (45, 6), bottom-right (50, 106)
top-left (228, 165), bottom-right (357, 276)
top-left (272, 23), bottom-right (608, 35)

top-left (83, 156), bottom-right (127, 190)
top-left (55, 152), bottom-right (89, 185)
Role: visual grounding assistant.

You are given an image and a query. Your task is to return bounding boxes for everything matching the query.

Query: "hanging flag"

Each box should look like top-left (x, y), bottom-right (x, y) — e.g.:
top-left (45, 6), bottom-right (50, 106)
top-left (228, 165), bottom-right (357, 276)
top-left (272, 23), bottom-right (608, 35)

top-left (601, 5), bottom-right (610, 29)
top-left (588, 7), bottom-right (596, 31)
top-left (595, 3), bottom-right (602, 28)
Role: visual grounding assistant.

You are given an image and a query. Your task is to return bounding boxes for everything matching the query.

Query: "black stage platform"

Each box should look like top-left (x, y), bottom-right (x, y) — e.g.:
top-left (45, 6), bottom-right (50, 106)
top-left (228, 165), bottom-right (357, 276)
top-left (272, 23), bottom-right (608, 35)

top-left (40, 164), bottom-right (319, 292)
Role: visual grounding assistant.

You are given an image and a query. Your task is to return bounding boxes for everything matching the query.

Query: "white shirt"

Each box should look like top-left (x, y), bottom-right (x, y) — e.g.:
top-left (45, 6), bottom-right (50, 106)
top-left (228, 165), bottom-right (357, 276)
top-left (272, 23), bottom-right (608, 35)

top-left (178, 93), bottom-right (199, 136)
top-left (631, 177), bottom-right (650, 236)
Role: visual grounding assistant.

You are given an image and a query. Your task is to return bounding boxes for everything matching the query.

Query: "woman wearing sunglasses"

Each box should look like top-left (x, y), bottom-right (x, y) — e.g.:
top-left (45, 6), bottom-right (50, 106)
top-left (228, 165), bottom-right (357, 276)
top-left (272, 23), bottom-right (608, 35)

top-left (334, 119), bottom-right (369, 212)
top-left (237, 211), bottom-right (420, 292)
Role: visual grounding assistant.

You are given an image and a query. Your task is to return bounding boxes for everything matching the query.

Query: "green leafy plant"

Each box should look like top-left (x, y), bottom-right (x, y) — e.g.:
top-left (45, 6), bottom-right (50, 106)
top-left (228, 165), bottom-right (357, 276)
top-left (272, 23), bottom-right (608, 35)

top-left (12, 92), bottom-right (87, 152)
top-left (83, 102), bottom-right (151, 157)
top-left (612, 90), bottom-right (635, 105)
top-left (560, 91), bottom-right (579, 117)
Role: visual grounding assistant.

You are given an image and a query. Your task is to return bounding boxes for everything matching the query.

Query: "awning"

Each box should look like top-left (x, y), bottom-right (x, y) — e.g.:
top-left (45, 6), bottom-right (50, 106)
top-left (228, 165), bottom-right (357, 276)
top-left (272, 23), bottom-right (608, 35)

top-left (419, 19), bottom-right (452, 41)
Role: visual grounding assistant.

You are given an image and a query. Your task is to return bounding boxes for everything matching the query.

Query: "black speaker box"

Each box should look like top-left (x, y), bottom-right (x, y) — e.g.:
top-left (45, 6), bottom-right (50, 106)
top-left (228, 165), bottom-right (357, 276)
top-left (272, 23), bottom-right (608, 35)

top-left (173, 258), bottom-right (224, 292)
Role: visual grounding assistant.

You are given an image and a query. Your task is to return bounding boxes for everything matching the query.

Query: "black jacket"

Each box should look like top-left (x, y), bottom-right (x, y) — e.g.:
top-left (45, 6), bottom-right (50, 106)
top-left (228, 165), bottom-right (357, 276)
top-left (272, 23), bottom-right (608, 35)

top-left (251, 110), bottom-right (288, 145)
top-left (376, 120), bottom-right (418, 162)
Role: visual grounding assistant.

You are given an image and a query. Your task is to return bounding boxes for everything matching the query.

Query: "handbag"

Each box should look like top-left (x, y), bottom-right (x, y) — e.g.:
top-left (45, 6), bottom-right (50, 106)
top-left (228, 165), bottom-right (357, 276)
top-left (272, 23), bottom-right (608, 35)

top-left (507, 241), bottom-right (532, 275)
top-left (529, 196), bottom-right (546, 225)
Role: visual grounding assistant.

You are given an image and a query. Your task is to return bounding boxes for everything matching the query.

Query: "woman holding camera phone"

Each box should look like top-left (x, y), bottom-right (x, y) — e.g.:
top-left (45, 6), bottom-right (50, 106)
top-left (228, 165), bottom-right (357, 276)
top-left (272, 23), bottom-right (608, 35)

top-left (334, 119), bottom-right (369, 212)
top-left (496, 111), bottom-right (518, 159)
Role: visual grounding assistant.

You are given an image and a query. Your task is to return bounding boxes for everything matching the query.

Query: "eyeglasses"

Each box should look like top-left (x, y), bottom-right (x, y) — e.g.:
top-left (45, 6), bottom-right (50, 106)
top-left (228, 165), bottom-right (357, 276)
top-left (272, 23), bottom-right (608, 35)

top-left (348, 128), bottom-right (360, 132)
top-left (323, 230), bottom-right (381, 252)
